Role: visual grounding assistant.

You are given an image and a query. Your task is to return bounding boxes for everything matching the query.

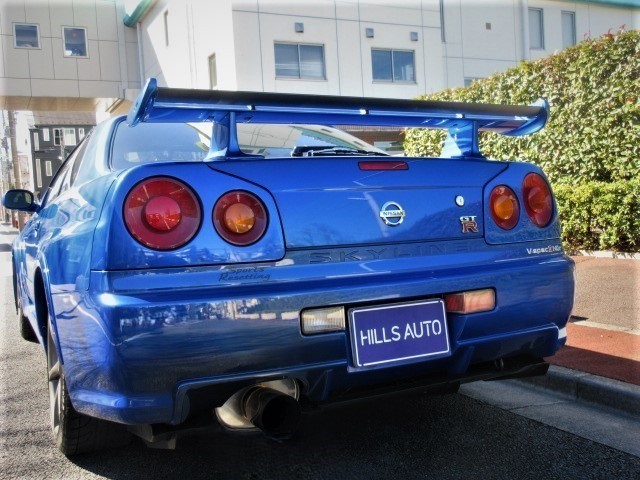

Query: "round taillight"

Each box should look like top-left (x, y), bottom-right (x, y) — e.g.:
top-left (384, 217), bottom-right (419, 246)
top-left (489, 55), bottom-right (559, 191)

top-left (523, 173), bottom-right (553, 227)
top-left (213, 191), bottom-right (268, 246)
top-left (124, 177), bottom-right (201, 250)
top-left (490, 185), bottom-right (520, 230)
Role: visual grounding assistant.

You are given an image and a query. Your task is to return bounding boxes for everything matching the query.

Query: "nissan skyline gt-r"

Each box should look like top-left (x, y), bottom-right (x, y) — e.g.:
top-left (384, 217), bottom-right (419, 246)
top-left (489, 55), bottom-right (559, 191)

top-left (3, 78), bottom-right (575, 455)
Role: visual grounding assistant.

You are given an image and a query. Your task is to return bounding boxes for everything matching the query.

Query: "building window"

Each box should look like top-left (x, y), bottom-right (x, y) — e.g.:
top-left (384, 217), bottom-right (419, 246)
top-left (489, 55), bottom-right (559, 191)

top-left (45, 161), bottom-right (53, 177)
top-left (53, 128), bottom-right (63, 146)
top-left (562, 11), bottom-right (576, 49)
top-left (64, 128), bottom-right (76, 146)
top-left (209, 54), bottom-right (218, 89)
top-left (274, 43), bottom-right (325, 80)
top-left (42, 128), bottom-right (50, 142)
top-left (164, 10), bottom-right (170, 46)
top-left (528, 8), bottom-right (544, 49)
top-left (33, 132), bottom-right (39, 151)
top-left (63, 27), bottom-right (88, 57)
top-left (14, 23), bottom-right (40, 48)
top-left (371, 49), bottom-right (415, 83)
top-left (35, 159), bottom-right (42, 188)
top-left (78, 128), bottom-right (85, 140)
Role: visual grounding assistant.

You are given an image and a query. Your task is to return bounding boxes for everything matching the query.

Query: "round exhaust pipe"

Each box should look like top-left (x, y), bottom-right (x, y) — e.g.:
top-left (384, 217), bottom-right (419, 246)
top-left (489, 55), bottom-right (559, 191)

top-left (242, 387), bottom-right (301, 438)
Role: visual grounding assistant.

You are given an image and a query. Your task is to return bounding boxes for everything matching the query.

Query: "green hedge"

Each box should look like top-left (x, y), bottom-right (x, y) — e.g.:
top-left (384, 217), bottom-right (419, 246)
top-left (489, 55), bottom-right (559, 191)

top-left (555, 180), bottom-right (640, 252)
top-left (404, 29), bottom-right (640, 251)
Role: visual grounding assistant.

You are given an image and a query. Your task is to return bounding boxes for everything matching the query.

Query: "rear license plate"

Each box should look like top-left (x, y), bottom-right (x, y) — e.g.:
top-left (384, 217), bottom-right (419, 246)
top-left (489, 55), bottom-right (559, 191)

top-left (349, 299), bottom-right (450, 368)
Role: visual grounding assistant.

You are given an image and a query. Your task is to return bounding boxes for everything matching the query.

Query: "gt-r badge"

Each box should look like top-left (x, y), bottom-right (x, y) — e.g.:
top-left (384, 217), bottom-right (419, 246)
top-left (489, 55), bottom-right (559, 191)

top-left (379, 201), bottom-right (406, 226)
top-left (460, 216), bottom-right (479, 233)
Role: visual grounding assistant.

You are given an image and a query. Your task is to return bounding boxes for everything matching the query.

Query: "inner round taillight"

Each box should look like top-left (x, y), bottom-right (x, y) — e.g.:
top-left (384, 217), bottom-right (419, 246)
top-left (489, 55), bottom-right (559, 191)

top-left (490, 185), bottom-right (520, 230)
top-left (213, 191), bottom-right (268, 246)
top-left (523, 173), bottom-right (553, 227)
top-left (144, 196), bottom-right (181, 231)
top-left (124, 177), bottom-right (201, 250)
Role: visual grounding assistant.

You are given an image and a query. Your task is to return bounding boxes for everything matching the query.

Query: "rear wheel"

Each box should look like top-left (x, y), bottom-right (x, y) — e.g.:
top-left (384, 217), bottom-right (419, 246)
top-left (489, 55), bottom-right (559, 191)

top-left (46, 324), bottom-right (131, 455)
top-left (13, 263), bottom-right (36, 342)
top-left (18, 295), bottom-right (37, 342)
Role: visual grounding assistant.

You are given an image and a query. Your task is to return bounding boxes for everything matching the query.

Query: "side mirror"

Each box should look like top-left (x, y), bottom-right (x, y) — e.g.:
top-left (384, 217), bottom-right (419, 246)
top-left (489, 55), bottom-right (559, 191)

top-left (2, 189), bottom-right (38, 212)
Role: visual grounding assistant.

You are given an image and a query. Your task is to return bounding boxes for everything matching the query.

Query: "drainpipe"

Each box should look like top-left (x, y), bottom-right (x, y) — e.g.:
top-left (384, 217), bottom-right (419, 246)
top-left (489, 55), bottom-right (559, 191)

top-left (137, 22), bottom-right (145, 86)
top-left (122, 0), bottom-right (157, 86)
top-left (8, 112), bottom-right (24, 231)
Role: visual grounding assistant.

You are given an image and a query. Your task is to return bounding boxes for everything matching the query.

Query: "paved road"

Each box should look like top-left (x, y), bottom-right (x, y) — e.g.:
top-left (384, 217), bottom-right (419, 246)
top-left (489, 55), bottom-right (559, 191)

top-left (1, 249), bottom-right (640, 479)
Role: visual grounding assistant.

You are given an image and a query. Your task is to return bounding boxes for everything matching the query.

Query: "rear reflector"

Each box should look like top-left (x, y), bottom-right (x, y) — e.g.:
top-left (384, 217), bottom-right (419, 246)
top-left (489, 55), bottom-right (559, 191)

top-left (358, 161), bottom-right (408, 171)
top-left (444, 289), bottom-right (495, 314)
top-left (301, 306), bottom-right (345, 334)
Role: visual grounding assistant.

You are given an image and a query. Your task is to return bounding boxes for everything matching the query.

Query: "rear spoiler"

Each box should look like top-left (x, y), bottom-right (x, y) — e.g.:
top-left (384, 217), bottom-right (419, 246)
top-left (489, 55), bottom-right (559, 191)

top-left (127, 78), bottom-right (549, 158)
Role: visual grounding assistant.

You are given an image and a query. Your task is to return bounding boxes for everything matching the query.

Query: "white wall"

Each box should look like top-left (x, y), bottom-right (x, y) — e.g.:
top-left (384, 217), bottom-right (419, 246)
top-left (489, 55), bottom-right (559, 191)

top-left (227, 0), bottom-right (446, 97)
top-left (137, 0), bottom-right (638, 97)
top-left (0, 0), bottom-right (138, 110)
top-left (526, 0), bottom-right (636, 61)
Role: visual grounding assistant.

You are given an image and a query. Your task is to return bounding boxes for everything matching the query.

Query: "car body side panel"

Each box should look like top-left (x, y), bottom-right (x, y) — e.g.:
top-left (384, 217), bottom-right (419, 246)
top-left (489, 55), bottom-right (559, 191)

top-left (11, 120), bottom-right (117, 349)
top-left (91, 163), bottom-right (286, 271)
top-left (484, 162), bottom-right (562, 243)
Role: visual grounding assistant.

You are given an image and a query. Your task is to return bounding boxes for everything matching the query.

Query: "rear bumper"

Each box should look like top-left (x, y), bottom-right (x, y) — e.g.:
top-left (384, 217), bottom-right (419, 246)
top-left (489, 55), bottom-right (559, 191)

top-left (52, 241), bottom-right (575, 425)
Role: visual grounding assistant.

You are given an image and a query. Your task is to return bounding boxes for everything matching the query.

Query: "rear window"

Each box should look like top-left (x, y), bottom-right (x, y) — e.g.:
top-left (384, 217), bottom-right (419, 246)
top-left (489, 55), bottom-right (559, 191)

top-left (111, 121), bottom-right (384, 168)
top-left (112, 122), bottom-right (210, 169)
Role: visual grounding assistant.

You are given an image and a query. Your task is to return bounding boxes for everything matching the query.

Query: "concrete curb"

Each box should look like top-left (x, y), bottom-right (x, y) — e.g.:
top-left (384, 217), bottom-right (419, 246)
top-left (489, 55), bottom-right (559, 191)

top-left (516, 365), bottom-right (640, 419)
top-left (572, 250), bottom-right (640, 260)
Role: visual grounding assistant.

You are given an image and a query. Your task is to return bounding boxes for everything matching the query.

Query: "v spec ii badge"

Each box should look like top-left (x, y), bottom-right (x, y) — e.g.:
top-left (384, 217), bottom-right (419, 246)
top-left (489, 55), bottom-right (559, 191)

top-left (460, 216), bottom-right (479, 233)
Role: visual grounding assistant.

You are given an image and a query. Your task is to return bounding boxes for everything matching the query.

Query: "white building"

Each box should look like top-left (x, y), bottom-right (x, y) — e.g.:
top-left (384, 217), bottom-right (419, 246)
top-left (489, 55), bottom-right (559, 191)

top-left (130, 0), bottom-right (640, 98)
top-left (0, 0), bottom-right (140, 113)
top-left (0, 0), bottom-right (637, 112)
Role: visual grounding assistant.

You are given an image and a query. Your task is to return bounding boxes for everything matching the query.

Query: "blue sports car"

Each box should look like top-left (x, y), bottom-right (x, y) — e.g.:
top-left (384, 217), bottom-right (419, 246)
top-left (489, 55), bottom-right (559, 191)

top-left (3, 79), bottom-right (575, 455)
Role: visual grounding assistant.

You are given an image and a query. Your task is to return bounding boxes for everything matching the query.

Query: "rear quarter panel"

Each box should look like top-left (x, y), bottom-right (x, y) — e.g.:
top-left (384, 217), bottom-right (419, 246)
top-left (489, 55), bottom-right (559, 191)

top-left (91, 163), bottom-right (287, 270)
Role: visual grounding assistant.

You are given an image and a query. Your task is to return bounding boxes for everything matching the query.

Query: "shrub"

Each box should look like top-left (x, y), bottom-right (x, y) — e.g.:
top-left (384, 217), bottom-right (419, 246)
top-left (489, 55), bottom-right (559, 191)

top-left (555, 180), bottom-right (640, 251)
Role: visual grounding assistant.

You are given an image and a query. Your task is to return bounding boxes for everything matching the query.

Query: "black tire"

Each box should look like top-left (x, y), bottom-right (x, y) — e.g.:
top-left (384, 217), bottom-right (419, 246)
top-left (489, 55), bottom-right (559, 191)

top-left (12, 261), bottom-right (37, 342)
top-left (47, 324), bottom-right (132, 455)
top-left (18, 295), bottom-right (37, 343)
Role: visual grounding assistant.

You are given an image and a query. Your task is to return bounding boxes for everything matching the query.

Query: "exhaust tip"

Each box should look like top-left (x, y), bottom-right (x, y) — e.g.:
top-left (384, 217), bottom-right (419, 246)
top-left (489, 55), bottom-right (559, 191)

top-left (243, 387), bottom-right (301, 438)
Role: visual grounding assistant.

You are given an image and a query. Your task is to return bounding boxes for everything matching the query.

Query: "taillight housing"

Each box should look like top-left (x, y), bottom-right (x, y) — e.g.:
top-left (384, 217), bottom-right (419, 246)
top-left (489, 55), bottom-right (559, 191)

top-left (490, 185), bottom-right (520, 230)
top-left (444, 289), bottom-right (495, 314)
top-left (213, 191), bottom-right (268, 246)
top-left (523, 173), bottom-right (553, 227)
top-left (124, 177), bottom-right (201, 250)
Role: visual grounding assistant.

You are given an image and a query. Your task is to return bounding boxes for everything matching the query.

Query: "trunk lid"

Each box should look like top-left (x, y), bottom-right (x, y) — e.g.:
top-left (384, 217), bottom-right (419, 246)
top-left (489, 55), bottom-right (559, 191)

top-left (210, 158), bottom-right (506, 249)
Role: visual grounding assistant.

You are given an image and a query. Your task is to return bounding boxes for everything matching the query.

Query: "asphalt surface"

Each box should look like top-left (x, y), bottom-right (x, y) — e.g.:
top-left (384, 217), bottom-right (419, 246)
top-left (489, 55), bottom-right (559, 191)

top-left (1, 222), bottom-right (640, 478)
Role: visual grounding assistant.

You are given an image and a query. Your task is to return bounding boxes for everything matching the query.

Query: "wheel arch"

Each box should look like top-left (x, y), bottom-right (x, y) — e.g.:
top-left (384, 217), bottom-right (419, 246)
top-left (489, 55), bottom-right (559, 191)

top-left (11, 252), bottom-right (18, 314)
top-left (33, 262), bottom-right (62, 363)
